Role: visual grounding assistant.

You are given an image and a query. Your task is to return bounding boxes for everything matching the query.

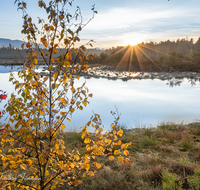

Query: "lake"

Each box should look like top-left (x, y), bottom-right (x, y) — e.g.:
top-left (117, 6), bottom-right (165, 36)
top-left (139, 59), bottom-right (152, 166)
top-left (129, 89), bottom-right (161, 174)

top-left (0, 65), bottom-right (200, 132)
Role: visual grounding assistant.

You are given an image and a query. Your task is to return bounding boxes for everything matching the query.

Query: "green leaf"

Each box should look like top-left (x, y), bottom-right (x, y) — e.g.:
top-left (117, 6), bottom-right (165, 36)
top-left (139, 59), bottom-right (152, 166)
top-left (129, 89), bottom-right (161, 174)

top-left (67, 29), bottom-right (74, 37)
top-left (79, 105), bottom-right (83, 111)
top-left (6, 106), bottom-right (11, 112)
top-left (57, 55), bottom-right (63, 62)
top-left (52, 83), bottom-right (55, 90)
top-left (27, 74), bottom-right (32, 81)
top-left (21, 92), bottom-right (25, 98)
top-left (52, 83), bottom-right (59, 90)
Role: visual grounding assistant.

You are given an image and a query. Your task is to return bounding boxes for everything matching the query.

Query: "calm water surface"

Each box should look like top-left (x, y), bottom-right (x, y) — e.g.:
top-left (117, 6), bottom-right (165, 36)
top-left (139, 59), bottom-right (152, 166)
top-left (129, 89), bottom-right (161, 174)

top-left (0, 65), bottom-right (199, 132)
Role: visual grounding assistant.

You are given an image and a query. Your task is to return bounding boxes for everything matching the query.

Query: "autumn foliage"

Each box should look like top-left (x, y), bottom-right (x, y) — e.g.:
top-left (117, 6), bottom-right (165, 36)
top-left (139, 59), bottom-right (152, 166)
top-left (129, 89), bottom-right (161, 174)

top-left (0, 0), bottom-right (131, 189)
top-left (0, 90), bottom-right (7, 120)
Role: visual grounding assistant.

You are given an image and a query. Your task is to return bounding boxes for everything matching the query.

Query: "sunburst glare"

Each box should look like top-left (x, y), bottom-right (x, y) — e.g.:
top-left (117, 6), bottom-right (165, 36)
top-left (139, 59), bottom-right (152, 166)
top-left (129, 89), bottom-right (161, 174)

top-left (101, 41), bottom-right (181, 72)
top-left (121, 33), bottom-right (147, 46)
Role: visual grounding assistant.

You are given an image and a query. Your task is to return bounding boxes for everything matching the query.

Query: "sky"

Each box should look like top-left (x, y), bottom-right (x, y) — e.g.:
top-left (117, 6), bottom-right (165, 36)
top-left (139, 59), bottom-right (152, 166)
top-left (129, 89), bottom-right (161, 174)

top-left (0, 0), bottom-right (200, 49)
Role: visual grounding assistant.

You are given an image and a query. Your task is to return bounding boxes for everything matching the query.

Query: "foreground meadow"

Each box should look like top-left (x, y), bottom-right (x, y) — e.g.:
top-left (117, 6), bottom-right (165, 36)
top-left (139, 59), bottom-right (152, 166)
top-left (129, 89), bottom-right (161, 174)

top-left (1, 122), bottom-right (200, 189)
top-left (74, 122), bottom-right (200, 190)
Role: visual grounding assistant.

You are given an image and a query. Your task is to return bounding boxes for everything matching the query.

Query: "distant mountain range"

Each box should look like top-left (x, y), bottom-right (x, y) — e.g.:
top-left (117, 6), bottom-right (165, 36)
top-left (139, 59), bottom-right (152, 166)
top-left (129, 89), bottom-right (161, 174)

top-left (0, 38), bottom-right (24, 48)
top-left (0, 38), bottom-right (105, 52)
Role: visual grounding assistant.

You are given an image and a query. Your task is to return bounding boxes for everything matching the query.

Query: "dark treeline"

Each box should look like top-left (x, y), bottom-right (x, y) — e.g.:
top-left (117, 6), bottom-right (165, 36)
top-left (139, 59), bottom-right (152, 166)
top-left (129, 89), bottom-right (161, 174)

top-left (89, 37), bottom-right (200, 72)
top-left (1, 37), bottom-right (200, 72)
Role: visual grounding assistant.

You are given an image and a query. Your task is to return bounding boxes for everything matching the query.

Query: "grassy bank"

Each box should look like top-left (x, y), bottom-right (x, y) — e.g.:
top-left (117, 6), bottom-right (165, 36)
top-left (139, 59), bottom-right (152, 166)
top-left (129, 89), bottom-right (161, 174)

top-left (1, 122), bottom-right (200, 189)
top-left (69, 122), bottom-right (200, 190)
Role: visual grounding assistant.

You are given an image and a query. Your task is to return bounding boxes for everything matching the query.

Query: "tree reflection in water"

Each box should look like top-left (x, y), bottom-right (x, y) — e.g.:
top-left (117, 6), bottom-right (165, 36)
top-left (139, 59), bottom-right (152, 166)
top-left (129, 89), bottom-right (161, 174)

top-left (166, 77), bottom-right (200, 87)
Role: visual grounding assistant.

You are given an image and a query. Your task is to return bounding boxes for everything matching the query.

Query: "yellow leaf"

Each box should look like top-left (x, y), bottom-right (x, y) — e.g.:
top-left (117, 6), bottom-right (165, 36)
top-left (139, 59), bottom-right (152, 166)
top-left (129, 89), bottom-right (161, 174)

top-left (84, 164), bottom-right (90, 171)
top-left (20, 164), bottom-right (27, 170)
top-left (43, 76), bottom-right (48, 82)
top-left (70, 163), bottom-right (75, 168)
top-left (70, 108), bottom-right (75, 113)
top-left (61, 98), bottom-right (67, 104)
top-left (125, 158), bottom-right (131, 164)
top-left (93, 162), bottom-right (101, 169)
top-left (49, 26), bottom-right (54, 30)
top-left (67, 118), bottom-right (71, 122)
top-left (117, 129), bottom-right (123, 137)
top-left (33, 51), bottom-right (37, 56)
top-left (3, 163), bottom-right (8, 170)
top-left (34, 58), bottom-right (38, 64)
top-left (63, 76), bottom-right (68, 84)
top-left (27, 159), bottom-right (32, 165)
top-left (40, 157), bottom-right (47, 164)
top-left (84, 138), bottom-right (91, 144)
top-left (57, 55), bottom-right (63, 62)
top-left (60, 112), bottom-right (66, 116)
top-left (75, 155), bottom-right (80, 161)
top-left (87, 121), bottom-right (91, 126)
top-left (22, 147), bottom-right (26, 153)
top-left (32, 81), bottom-right (38, 88)
top-left (32, 100), bottom-right (37, 106)
top-left (83, 172), bottom-right (87, 177)
top-left (53, 48), bottom-right (58, 54)
top-left (114, 150), bottom-right (120, 155)
top-left (61, 124), bottom-right (65, 130)
top-left (121, 143), bottom-right (125, 149)
top-left (118, 156), bottom-right (124, 163)
top-left (109, 156), bottom-right (115, 161)
top-left (89, 171), bottom-right (94, 176)
top-left (98, 134), bottom-right (103, 139)
top-left (124, 150), bottom-right (129, 156)
top-left (89, 93), bottom-right (93, 97)
top-left (106, 139), bottom-right (112, 145)
top-left (26, 42), bottom-right (31, 48)
top-left (59, 161), bottom-right (64, 170)
top-left (117, 140), bottom-right (122, 145)
top-left (79, 56), bottom-right (83, 62)
top-left (46, 170), bottom-right (50, 176)
top-left (24, 88), bottom-right (30, 95)
top-left (82, 101), bottom-right (87, 107)
top-left (48, 65), bottom-right (52, 70)
top-left (29, 166), bottom-right (37, 173)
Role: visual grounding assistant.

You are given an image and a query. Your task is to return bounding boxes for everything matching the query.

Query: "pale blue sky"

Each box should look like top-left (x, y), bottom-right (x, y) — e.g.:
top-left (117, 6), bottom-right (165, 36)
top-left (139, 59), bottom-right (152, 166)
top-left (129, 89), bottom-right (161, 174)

top-left (0, 0), bottom-right (200, 48)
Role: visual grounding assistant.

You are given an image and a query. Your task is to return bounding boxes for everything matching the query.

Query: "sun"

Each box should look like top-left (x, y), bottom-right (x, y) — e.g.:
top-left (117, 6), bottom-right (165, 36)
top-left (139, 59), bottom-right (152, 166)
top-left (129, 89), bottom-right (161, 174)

top-left (121, 33), bottom-right (146, 46)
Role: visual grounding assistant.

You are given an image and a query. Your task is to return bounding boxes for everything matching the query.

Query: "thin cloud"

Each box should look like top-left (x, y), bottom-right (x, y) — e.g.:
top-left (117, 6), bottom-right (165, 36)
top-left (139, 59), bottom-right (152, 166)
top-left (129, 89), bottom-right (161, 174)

top-left (79, 4), bottom-right (200, 48)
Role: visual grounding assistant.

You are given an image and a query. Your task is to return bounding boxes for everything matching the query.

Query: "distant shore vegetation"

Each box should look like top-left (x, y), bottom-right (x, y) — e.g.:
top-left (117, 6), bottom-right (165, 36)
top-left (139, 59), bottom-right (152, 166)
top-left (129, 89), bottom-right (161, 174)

top-left (1, 37), bottom-right (200, 72)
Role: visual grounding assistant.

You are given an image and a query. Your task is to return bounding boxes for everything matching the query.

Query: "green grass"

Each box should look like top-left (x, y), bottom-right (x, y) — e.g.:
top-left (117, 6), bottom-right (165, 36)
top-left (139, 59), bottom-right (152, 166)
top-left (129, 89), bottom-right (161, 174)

top-left (75, 122), bottom-right (200, 190)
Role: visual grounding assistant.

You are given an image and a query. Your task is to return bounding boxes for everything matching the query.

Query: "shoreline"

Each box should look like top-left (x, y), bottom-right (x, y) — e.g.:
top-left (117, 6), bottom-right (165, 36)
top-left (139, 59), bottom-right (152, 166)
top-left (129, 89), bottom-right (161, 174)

top-left (1, 62), bottom-right (200, 82)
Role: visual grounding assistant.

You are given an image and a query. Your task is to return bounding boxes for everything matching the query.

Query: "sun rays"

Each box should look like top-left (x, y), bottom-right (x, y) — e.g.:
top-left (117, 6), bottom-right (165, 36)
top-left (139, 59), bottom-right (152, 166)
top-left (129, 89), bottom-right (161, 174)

top-left (100, 43), bottom-right (176, 72)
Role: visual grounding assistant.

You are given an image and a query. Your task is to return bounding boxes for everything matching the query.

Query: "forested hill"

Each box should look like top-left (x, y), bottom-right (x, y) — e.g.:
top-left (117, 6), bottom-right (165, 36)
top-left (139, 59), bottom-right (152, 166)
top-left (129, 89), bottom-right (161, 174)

top-left (103, 37), bottom-right (200, 60)
top-left (88, 37), bottom-right (200, 72)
